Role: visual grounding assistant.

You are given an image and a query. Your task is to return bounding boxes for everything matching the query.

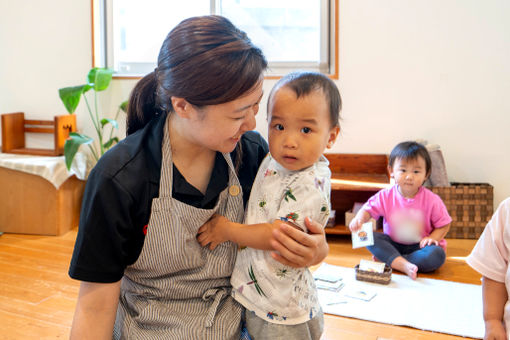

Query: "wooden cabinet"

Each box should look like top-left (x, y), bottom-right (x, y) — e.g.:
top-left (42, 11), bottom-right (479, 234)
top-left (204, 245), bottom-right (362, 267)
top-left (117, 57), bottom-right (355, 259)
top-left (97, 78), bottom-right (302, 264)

top-left (324, 154), bottom-right (391, 235)
top-left (0, 166), bottom-right (85, 236)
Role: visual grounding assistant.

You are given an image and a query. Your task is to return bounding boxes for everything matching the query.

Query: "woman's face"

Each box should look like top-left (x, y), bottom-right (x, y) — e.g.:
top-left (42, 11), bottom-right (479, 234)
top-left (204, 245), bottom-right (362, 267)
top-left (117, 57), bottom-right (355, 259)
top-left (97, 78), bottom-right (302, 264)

top-left (185, 81), bottom-right (264, 153)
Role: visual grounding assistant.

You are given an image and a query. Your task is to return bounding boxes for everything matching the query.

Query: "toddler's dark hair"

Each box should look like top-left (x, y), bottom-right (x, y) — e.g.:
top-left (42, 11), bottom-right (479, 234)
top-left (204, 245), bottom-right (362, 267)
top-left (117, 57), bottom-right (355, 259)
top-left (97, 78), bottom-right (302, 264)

top-left (389, 141), bottom-right (432, 177)
top-left (267, 71), bottom-right (341, 127)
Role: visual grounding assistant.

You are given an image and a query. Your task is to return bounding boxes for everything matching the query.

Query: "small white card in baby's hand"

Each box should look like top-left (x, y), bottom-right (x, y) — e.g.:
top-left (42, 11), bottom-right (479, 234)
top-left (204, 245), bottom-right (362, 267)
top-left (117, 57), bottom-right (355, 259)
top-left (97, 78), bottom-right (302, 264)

top-left (351, 222), bottom-right (374, 249)
top-left (359, 259), bottom-right (385, 273)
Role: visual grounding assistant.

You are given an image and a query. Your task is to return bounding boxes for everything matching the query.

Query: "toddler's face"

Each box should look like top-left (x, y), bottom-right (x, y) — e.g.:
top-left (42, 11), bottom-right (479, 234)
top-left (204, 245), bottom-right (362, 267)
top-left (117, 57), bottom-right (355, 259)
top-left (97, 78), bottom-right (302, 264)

top-left (267, 87), bottom-right (339, 171)
top-left (390, 156), bottom-right (428, 198)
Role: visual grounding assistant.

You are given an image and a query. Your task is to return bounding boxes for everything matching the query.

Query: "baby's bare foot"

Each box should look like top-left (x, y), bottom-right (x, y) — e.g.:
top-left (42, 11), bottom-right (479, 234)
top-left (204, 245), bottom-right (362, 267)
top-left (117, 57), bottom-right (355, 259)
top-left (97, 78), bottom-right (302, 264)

top-left (390, 256), bottom-right (418, 280)
top-left (404, 262), bottom-right (418, 280)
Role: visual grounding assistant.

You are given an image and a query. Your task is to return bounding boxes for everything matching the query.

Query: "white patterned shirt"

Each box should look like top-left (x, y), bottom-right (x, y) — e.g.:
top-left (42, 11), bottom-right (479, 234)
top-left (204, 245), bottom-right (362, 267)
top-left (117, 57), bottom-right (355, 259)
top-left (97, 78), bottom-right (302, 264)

top-left (231, 154), bottom-right (331, 325)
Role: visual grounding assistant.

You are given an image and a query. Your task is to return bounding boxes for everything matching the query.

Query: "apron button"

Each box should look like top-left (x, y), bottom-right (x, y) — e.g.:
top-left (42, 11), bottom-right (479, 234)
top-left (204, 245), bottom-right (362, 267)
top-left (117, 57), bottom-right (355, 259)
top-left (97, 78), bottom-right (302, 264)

top-left (229, 185), bottom-right (240, 197)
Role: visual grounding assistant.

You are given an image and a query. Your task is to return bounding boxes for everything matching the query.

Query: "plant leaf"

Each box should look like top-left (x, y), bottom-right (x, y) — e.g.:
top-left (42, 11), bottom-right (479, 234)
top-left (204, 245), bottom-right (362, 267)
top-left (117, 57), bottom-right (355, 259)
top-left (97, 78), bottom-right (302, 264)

top-left (103, 137), bottom-right (119, 149)
top-left (58, 85), bottom-right (87, 113)
top-left (87, 67), bottom-right (99, 84)
top-left (88, 67), bottom-right (114, 91)
top-left (119, 100), bottom-right (128, 113)
top-left (64, 132), bottom-right (94, 170)
top-left (100, 118), bottom-right (118, 129)
top-left (82, 83), bottom-right (93, 94)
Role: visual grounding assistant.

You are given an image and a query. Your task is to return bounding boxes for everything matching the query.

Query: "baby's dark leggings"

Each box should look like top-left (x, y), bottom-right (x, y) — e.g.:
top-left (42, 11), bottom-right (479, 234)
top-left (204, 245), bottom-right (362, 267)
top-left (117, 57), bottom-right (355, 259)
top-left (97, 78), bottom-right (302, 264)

top-left (367, 232), bottom-right (446, 272)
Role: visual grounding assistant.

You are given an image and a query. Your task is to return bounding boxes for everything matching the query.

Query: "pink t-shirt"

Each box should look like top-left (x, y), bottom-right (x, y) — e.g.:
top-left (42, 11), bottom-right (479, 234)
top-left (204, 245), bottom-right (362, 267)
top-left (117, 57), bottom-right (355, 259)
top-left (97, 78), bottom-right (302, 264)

top-left (363, 185), bottom-right (452, 248)
top-left (467, 198), bottom-right (510, 332)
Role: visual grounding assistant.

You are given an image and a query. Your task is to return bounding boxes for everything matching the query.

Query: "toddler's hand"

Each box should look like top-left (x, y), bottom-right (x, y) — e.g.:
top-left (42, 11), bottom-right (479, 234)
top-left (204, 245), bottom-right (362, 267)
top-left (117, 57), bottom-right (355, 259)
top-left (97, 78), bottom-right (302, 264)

top-left (197, 214), bottom-right (229, 250)
top-left (419, 237), bottom-right (439, 248)
top-left (349, 217), bottom-right (363, 232)
top-left (484, 319), bottom-right (507, 340)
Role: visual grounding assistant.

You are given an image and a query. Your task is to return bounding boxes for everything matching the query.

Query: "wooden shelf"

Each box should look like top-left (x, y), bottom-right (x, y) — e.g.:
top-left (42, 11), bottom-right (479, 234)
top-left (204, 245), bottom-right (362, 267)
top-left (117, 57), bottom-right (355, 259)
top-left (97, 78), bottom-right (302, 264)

top-left (331, 173), bottom-right (390, 191)
top-left (325, 224), bottom-right (350, 235)
top-left (324, 153), bottom-right (391, 236)
top-left (1, 112), bottom-right (76, 156)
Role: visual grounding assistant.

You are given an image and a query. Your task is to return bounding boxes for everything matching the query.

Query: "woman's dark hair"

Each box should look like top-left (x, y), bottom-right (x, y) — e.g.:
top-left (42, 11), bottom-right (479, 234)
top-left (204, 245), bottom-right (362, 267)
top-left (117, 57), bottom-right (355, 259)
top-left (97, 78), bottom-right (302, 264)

top-left (127, 15), bottom-right (267, 135)
top-left (267, 71), bottom-right (342, 128)
top-left (389, 141), bottom-right (432, 177)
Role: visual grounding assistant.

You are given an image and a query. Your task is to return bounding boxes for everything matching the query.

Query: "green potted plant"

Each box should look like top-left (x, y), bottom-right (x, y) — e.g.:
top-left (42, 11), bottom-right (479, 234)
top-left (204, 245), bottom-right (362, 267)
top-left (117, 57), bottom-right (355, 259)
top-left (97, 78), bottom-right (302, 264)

top-left (58, 67), bottom-right (127, 170)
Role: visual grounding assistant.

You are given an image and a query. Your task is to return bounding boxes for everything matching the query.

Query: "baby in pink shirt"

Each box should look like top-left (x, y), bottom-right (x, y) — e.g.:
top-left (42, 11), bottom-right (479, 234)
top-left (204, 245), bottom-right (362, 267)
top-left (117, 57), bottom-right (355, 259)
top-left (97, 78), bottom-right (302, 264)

top-left (350, 141), bottom-right (452, 279)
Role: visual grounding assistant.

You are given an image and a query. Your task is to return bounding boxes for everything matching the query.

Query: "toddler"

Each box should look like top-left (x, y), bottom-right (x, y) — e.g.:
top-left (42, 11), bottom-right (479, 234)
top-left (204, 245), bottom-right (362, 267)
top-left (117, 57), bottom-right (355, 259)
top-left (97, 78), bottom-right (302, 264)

top-left (349, 141), bottom-right (452, 279)
top-left (197, 71), bottom-right (341, 339)
top-left (467, 198), bottom-right (510, 340)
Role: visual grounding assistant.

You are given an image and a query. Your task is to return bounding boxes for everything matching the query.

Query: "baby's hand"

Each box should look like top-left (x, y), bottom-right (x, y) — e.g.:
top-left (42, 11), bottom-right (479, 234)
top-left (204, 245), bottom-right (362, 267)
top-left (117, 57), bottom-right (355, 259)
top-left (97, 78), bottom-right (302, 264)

top-left (197, 214), bottom-right (230, 250)
top-left (484, 319), bottom-right (507, 340)
top-left (419, 236), bottom-right (439, 248)
top-left (349, 217), bottom-right (363, 232)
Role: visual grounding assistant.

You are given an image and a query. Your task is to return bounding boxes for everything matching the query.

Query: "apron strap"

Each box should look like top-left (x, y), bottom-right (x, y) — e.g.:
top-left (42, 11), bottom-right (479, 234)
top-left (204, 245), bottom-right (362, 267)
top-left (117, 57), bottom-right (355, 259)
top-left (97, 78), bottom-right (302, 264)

top-left (159, 117), bottom-right (173, 197)
top-left (158, 116), bottom-right (240, 198)
top-left (202, 287), bottom-right (231, 328)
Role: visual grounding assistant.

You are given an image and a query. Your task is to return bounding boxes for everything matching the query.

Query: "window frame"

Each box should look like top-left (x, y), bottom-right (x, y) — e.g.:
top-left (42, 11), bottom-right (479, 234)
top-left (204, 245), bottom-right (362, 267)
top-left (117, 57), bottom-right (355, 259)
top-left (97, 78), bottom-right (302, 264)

top-left (90, 0), bottom-right (339, 79)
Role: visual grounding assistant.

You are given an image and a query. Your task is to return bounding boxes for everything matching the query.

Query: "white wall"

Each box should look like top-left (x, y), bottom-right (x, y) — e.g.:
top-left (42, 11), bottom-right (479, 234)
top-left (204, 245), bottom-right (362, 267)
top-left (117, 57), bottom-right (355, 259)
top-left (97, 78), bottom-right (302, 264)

top-left (0, 0), bottom-right (92, 148)
top-left (1, 0), bottom-right (509, 207)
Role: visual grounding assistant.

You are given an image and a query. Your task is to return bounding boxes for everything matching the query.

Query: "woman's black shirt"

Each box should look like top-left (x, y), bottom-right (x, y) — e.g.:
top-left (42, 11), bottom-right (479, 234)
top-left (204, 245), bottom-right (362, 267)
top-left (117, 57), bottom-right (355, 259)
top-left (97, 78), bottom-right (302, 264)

top-left (69, 112), bottom-right (268, 283)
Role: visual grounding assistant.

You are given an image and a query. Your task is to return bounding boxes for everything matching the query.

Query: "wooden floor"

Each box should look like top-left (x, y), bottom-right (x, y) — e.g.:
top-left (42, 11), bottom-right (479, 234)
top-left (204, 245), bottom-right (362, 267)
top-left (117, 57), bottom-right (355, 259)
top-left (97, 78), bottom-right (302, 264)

top-left (0, 230), bottom-right (481, 340)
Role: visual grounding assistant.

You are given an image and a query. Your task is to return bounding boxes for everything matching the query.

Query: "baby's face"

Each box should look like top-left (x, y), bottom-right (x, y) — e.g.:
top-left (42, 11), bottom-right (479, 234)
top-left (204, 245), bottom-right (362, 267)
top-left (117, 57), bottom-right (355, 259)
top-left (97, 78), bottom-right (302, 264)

top-left (267, 87), bottom-right (339, 171)
top-left (390, 156), bottom-right (428, 198)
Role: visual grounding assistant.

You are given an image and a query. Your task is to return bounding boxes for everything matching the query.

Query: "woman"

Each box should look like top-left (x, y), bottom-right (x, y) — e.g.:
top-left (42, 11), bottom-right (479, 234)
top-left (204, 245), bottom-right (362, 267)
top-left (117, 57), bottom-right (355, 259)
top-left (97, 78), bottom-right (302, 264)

top-left (69, 15), bottom-right (328, 339)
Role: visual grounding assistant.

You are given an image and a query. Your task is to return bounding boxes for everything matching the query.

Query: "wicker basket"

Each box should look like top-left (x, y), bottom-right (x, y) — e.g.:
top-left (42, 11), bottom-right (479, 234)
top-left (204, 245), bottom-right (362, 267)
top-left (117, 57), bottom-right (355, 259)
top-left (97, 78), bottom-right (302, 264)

top-left (355, 264), bottom-right (392, 285)
top-left (430, 182), bottom-right (493, 239)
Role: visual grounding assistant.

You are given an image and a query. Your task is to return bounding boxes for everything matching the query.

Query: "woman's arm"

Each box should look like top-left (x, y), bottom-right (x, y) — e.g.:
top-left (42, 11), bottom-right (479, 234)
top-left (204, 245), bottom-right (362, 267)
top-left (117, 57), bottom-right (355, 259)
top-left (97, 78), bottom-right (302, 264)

top-left (70, 281), bottom-right (121, 340)
top-left (482, 276), bottom-right (508, 340)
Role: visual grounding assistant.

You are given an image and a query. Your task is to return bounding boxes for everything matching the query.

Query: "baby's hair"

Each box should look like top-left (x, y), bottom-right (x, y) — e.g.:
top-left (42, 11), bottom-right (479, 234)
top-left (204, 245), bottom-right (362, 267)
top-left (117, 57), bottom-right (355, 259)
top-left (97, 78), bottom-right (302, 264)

top-left (389, 141), bottom-right (432, 177)
top-left (267, 71), bottom-right (342, 127)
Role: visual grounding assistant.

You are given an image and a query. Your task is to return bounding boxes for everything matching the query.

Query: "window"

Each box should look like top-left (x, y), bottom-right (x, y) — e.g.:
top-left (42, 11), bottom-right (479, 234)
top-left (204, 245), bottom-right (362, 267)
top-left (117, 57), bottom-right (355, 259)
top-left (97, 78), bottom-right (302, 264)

top-left (92, 0), bottom-right (338, 78)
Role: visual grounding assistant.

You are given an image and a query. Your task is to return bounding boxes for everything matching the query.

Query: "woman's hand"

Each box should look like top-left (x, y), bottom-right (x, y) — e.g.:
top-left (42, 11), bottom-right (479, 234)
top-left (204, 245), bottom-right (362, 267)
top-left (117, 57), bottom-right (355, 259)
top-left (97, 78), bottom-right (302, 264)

top-left (269, 217), bottom-right (328, 268)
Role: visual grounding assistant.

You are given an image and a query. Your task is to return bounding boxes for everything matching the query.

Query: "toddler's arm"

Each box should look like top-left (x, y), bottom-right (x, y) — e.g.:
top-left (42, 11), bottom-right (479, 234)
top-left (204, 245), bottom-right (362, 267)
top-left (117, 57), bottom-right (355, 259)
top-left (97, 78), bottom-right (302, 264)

top-left (419, 223), bottom-right (451, 248)
top-left (349, 209), bottom-right (372, 232)
top-left (197, 215), bottom-right (329, 268)
top-left (482, 276), bottom-right (508, 340)
top-left (197, 214), bottom-right (280, 250)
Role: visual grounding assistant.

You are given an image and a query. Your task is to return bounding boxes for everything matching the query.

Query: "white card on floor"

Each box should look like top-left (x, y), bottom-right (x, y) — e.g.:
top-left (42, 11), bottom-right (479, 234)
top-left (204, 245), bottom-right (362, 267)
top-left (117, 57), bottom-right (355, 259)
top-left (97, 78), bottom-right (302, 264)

top-left (313, 263), bottom-right (343, 283)
top-left (316, 279), bottom-right (344, 292)
top-left (345, 288), bottom-right (377, 301)
top-left (359, 259), bottom-right (385, 273)
top-left (351, 222), bottom-right (375, 249)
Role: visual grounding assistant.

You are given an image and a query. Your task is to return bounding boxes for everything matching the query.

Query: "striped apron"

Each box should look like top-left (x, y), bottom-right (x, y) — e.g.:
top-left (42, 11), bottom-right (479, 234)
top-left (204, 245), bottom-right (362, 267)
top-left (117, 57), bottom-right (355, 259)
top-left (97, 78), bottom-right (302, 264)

top-left (113, 121), bottom-right (245, 339)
